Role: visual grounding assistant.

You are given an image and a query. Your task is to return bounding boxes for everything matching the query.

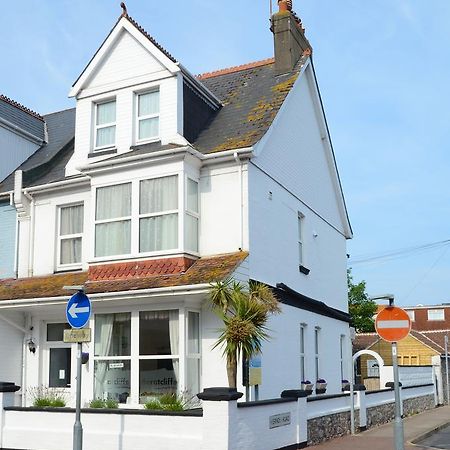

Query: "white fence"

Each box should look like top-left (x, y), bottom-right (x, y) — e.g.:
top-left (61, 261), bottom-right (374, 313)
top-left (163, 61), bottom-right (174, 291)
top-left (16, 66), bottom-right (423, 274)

top-left (399, 366), bottom-right (433, 387)
top-left (0, 383), bottom-right (438, 450)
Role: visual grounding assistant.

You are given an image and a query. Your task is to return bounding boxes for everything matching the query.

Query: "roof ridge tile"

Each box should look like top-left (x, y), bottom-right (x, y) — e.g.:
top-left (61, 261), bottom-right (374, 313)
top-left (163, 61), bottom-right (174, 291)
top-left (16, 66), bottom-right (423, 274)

top-left (197, 58), bottom-right (275, 80)
top-left (0, 94), bottom-right (45, 121)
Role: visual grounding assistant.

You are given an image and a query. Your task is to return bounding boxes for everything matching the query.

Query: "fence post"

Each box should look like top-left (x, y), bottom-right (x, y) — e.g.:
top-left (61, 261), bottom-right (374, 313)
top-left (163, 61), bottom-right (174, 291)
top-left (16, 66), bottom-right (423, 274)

top-left (354, 385), bottom-right (367, 431)
top-left (0, 383), bottom-right (20, 448)
top-left (281, 390), bottom-right (308, 448)
top-left (198, 387), bottom-right (242, 450)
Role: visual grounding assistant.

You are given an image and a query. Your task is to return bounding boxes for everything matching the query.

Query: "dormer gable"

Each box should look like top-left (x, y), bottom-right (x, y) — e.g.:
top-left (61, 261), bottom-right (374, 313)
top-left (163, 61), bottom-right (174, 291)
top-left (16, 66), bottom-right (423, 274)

top-left (66, 7), bottom-right (221, 177)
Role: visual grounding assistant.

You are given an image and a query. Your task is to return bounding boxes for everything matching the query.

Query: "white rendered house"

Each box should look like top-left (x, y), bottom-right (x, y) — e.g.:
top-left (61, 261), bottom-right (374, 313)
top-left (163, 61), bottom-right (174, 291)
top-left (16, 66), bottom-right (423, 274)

top-left (0, 2), bottom-right (352, 407)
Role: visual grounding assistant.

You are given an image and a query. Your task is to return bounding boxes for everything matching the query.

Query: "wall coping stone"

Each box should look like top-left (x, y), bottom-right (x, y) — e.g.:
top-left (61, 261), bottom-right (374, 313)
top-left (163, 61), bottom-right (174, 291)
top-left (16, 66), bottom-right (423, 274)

top-left (238, 397), bottom-right (296, 408)
top-left (197, 387), bottom-right (243, 401)
top-left (0, 382), bottom-right (20, 393)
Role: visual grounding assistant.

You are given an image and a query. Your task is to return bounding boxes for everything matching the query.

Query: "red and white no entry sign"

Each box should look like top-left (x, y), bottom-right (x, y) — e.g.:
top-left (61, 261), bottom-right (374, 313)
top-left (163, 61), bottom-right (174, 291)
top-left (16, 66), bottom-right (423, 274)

top-left (375, 306), bottom-right (411, 342)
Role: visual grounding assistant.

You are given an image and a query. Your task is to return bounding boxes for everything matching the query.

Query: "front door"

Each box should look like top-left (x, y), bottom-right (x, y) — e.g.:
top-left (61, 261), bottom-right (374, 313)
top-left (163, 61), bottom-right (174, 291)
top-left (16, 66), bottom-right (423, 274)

top-left (44, 323), bottom-right (72, 388)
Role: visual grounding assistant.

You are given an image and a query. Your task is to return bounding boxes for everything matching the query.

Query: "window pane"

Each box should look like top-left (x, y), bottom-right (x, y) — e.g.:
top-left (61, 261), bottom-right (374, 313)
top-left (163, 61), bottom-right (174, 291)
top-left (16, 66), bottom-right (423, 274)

top-left (60, 205), bottom-right (83, 235)
top-left (138, 91), bottom-right (159, 117)
top-left (186, 358), bottom-right (200, 396)
top-left (94, 313), bottom-right (131, 357)
top-left (47, 323), bottom-right (70, 341)
top-left (94, 360), bottom-right (130, 403)
top-left (49, 348), bottom-right (71, 388)
top-left (95, 221), bottom-right (131, 257)
top-left (428, 309), bottom-right (444, 321)
top-left (138, 118), bottom-right (159, 140)
top-left (96, 183), bottom-right (131, 220)
top-left (97, 101), bottom-right (116, 125)
top-left (139, 310), bottom-right (178, 356)
top-left (139, 214), bottom-right (178, 252)
top-left (140, 176), bottom-right (178, 214)
top-left (187, 179), bottom-right (199, 213)
top-left (61, 237), bottom-right (82, 264)
top-left (96, 126), bottom-right (116, 147)
top-left (188, 312), bottom-right (200, 354)
top-left (139, 359), bottom-right (178, 400)
top-left (186, 214), bottom-right (198, 253)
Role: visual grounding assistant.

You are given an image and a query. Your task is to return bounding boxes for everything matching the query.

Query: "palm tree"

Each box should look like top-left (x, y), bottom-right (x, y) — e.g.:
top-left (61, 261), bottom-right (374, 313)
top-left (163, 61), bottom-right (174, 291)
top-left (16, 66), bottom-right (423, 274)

top-left (209, 279), bottom-right (280, 389)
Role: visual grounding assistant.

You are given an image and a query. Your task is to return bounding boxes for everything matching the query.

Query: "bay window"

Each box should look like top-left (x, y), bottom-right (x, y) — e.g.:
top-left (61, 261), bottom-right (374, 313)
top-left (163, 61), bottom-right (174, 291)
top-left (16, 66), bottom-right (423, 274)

top-left (94, 175), bottom-right (199, 258)
top-left (137, 91), bottom-right (159, 141)
top-left (95, 100), bottom-right (116, 149)
top-left (93, 309), bottom-right (199, 404)
top-left (58, 203), bottom-right (83, 267)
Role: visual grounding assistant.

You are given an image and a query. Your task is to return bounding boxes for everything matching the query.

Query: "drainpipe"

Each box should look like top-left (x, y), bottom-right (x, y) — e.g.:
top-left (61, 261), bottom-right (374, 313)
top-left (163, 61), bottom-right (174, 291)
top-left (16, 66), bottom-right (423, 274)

top-left (233, 152), bottom-right (244, 251)
top-left (24, 192), bottom-right (35, 277)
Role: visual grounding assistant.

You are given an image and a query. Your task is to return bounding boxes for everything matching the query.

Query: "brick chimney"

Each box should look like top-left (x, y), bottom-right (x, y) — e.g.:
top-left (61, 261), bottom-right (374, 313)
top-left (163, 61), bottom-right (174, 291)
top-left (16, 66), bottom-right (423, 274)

top-left (271, 0), bottom-right (312, 74)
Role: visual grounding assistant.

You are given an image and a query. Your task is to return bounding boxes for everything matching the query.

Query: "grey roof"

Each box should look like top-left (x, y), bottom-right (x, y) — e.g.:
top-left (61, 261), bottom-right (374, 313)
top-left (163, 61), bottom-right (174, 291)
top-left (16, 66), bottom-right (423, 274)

top-left (0, 95), bottom-right (46, 143)
top-left (0, 108), bottom-right (75, 192)
top-left (0, 57), bottom-right (307, 193)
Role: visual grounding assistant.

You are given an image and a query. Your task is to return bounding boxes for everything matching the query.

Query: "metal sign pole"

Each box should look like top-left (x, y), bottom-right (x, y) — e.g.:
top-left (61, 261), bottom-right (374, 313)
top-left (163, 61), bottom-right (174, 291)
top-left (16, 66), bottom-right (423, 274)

top-left (349, 334), bottom-right (355, 434)
top-left (392, 342), bottom-right (404, 450)
top-left (445, 335), bottom-right (449, 405)
top-left (73, 342), bottom-right (83, 450)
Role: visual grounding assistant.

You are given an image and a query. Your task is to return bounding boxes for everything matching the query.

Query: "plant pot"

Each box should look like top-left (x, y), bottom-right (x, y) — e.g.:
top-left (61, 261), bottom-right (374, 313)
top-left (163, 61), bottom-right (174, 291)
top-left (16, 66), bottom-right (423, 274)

top-left (315, 383), bottom-right (327, 394)
top-left (341, 383), bottom-right (350, 392)
top-left (300, 383), bottom-right (314, 396)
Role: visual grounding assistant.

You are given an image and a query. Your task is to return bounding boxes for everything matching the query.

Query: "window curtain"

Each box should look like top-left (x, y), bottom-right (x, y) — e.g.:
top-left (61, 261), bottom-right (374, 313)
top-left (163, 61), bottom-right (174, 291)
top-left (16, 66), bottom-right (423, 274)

top-left (97, 101), bottom-right (116, 125)
top-left (61, 238), bottom-right (82, 264)
top-left (60, 205), bottom-right (83, 235)
top-left (140, 176), bottom-right (178, 214)
top-left (185, 214), bottom-right (198, 252)
top-left (138, 92), bottom-right (159, 117)
top-left (140, 176), bottom-right (178, 252)
top-left (94, 315), bottom-right (114, 398)
top-left (96, 184), bottom-right (131, 220)
top-left (169, 311), bottom-right (179, 383)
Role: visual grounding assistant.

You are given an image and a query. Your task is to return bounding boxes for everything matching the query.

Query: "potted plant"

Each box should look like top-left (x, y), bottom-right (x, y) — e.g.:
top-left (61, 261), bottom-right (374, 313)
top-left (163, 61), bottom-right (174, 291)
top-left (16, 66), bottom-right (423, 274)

top-left (341, 379), bottom-right (350, 391)
top-left (316, 379), bottom-right (327, 394)
top-left (300, 380), bottom-right (313, 395)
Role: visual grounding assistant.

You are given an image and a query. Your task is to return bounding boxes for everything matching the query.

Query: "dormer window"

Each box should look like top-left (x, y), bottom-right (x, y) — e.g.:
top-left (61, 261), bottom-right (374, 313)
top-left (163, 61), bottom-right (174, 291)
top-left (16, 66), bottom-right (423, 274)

top-left (95, 99), bottom-right (116, 149)
top-left (136, 91), bottom-right (159, 142)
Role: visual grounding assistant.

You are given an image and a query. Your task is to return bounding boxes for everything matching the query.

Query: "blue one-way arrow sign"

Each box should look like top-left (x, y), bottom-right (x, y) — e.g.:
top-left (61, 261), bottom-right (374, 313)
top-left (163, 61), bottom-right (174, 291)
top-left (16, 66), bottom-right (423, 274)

top-left (66, 291), bottom-right (91, 329)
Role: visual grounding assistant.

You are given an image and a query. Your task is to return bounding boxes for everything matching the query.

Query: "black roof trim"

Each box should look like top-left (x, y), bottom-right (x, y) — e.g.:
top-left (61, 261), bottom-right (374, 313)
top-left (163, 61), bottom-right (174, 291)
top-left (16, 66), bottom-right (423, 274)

top-left (274, 283), bottom-right (351, 323)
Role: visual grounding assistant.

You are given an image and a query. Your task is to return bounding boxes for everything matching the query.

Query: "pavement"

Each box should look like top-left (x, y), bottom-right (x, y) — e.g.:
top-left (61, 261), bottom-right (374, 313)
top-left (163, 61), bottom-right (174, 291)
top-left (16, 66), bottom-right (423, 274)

top-left (311, 405), bottom-right (450, 450)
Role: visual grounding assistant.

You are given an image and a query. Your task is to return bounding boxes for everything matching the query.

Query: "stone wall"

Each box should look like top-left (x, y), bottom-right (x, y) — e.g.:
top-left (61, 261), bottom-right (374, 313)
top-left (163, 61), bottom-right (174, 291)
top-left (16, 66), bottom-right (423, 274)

top-left (403, 394), bottom-right (435, 417)
top-left (367, 402), bottom-right (395, 428)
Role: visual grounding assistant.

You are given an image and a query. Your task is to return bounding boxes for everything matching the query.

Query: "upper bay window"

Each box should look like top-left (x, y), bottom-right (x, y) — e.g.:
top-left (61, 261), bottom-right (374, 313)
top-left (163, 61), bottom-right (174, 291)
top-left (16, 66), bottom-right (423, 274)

top-left (94, 175), bottom-right (198, 259)
top-left (57, 203), bottom-right (84, 268)
top-left (95, 100), bottom-right (116, 149)
top-left (137, 91), bottom-right (159, 142)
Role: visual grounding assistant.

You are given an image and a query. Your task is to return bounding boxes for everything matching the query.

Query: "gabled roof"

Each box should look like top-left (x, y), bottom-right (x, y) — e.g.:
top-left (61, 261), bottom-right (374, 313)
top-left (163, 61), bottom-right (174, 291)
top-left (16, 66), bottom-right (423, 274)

top-left (0, 252), bottom-right (247, 300)
top-left (0, 95), bottom-right (46, 144)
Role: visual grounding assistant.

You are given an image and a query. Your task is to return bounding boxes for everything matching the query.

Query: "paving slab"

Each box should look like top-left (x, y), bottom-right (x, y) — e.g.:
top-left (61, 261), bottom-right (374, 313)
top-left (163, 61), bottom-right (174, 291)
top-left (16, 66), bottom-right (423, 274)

top-left (310, 406), bottom-right (450, 450)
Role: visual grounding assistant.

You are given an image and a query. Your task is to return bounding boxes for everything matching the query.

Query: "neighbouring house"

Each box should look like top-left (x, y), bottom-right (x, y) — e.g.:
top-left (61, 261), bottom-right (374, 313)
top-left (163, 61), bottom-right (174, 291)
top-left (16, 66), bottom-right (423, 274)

top-left (0, 95), bottom-right (51, 279)
top-left (354, 329), bottom-right (446, 391)
top-left (0, 1), bottom-right (352, 409)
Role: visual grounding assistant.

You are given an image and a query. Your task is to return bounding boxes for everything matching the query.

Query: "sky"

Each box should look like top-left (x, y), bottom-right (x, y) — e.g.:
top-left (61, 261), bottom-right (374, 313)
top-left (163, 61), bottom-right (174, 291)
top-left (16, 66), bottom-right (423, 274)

top-left (2, 0), bottom-right (450, 306)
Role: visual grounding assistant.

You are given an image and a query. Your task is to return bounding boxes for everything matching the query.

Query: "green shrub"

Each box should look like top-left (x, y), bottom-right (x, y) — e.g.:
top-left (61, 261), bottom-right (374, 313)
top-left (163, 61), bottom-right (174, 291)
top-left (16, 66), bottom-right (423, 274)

top-left (144, 393), bottom-right (187, 411)
top-left (29, 386), bottom-right (67, 408)
top-left (105, 399), bottom-right (119, 409)
top-left (89, 399), bottom-right (106, 408)
top-left (50, 398), bottom-right (66, 407)
top-left (144, 400), bottom-right (163, 410)
top-left (34, 398), bottom-right (52, 407)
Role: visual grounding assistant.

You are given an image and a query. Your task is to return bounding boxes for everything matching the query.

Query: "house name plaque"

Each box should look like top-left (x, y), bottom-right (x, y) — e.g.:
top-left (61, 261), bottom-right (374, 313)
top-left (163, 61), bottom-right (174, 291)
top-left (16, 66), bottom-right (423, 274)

top-left (269, 412), bottom-right (291, 429)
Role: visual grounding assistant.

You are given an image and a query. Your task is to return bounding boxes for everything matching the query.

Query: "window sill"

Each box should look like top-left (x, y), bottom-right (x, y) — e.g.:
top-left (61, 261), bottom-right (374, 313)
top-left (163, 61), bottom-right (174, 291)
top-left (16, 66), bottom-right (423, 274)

top-left (89, 147), bottom-right (117, 158)
top-left (299, 265), bottom-right (310, 275)
top-left (54, 267), bottom-right (83, 274)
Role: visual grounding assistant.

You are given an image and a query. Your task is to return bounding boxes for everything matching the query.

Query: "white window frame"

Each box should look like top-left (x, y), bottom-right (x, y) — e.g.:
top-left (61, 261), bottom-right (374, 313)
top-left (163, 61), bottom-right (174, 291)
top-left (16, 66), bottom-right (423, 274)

top-left (90, 306), bottom-right (198, 405)
top-left (94, 182), bottom-right (132, 259)
top-left (94, 98), bottom-right (116, 151)
top-left (135, 90), bottom-right (160, 144)
top-left (56, 202), bottom-right (84, 271)
top-left (340, 334), bottom-right (345, 381)
top-left (406, 310), bottom-right (415, 321)
top-left (92, 172), bottom-right (199, 262)
top-left (185, 177), bottom-right (200, 254)
top-left (298, 212), bottom-right (305, 268)
top-left (300, 323), bottom-right (306, 381)
top-left (186, 310), bottom-right (202, 395)
top-left (314, 326), bottom-right (320, 381)
top-left (427, 309), bottom-right (445, 321)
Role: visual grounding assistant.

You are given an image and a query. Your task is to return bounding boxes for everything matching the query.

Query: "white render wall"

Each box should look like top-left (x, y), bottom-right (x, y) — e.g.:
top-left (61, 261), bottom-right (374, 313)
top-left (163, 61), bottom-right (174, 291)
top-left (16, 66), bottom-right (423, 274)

top-left (248, 65), bottom-right (348, 311)
top-left (0, 311), bottom-right (24, 386)
top-left (259, 303), bottom-right (350, 398)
